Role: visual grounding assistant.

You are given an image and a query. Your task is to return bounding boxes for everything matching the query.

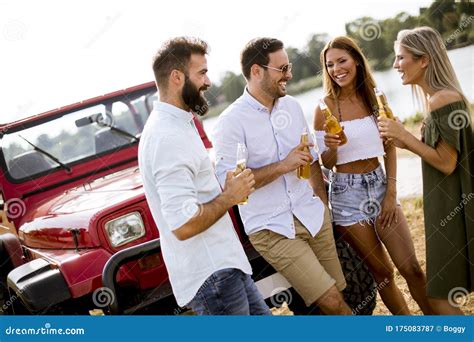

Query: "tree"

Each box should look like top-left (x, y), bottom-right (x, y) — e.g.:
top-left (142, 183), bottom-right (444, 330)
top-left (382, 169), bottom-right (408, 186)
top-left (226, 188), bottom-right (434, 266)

top-left (219, 72), bottom-right (245, 103)
top-left (210, 1), bottom-right (473, 101)
top-left (304, 33), bottom-right (330, 74)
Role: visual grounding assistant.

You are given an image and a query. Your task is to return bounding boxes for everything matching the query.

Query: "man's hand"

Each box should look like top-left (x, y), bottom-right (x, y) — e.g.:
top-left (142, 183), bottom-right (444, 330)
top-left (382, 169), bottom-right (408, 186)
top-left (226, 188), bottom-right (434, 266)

top-left (173, 169), bottom-right (255, 241)
top-left (223, 169), bottom-right (255, 205)
top-left (281, 142), bottom-right (313, 173)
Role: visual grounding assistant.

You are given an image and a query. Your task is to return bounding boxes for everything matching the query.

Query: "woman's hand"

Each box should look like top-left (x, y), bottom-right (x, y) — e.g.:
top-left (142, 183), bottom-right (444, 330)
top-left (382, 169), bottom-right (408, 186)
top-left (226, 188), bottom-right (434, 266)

top-left (384, 136), bottom-right (408, 150)
top-left (378, 117), bottom-right (409, 149)
top-left (324, 124), bottom-right (344, 150)
top-left (378, 117), bottom-right (407, 139)
top-left (377, 192), bottom-right (398, 229)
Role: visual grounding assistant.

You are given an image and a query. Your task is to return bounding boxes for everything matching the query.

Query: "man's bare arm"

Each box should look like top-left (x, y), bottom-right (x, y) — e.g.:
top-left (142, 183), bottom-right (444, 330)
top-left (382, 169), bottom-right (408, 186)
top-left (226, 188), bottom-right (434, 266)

top-left (173, 170), bottom-right (255, 240)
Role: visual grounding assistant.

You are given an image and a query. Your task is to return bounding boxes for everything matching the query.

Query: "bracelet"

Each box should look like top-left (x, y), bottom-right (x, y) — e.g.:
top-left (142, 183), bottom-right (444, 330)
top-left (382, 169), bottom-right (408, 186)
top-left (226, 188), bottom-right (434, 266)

top-left (387, 176), bottom-right (397, 182)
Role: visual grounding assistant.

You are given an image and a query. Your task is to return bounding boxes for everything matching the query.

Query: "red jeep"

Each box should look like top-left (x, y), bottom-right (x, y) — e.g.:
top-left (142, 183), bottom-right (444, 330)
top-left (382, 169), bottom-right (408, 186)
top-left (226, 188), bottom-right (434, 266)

top-left (0, 82), bottom-right (376, 315)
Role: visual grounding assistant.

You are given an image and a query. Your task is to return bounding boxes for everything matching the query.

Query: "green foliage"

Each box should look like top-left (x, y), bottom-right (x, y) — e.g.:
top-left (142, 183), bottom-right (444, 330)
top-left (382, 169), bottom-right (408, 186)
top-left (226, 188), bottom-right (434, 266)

top-left (403, 111), bottom-right (424, 126)
top-left (211, 33), bottom-right (329, 103)
top-left (345, 1), bottom-right (473, 70)
top-left (219, 72), bottom-right (246, 103)
top-left (345, 13), bottom-right (420, 71)
top-left (414, 197), bottom-right (424, 210)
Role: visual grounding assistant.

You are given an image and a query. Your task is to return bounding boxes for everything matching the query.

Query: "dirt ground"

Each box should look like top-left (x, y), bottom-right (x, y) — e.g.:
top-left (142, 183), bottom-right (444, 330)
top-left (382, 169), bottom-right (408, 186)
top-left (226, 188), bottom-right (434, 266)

top-left (373, 197), bottom-right (473, 315)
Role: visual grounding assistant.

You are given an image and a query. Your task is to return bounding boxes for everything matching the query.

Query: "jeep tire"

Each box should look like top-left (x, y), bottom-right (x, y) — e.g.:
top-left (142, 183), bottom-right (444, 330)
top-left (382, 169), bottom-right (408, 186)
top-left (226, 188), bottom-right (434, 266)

top-left (337, 240), bottom-right (377, 315)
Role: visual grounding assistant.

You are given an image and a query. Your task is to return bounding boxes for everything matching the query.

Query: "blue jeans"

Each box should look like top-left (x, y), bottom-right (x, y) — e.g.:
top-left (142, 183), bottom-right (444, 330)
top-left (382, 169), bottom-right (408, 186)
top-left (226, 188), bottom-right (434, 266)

top-left (187, 268), bottom-right (271, 315)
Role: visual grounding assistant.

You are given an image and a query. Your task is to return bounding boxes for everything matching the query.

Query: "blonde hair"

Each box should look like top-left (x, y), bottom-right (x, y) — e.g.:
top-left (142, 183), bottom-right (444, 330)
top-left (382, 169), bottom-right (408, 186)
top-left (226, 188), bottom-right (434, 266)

top-left (395, 27), bottom-right (469, 112)
top-left (320, 36), bottom-right (378, 114)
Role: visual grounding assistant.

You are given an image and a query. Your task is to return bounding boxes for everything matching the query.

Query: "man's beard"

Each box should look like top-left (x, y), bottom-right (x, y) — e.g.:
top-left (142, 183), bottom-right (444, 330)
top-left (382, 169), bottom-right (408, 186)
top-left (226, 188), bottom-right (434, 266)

top-left (261, 75), bottom-right (286, 100)
top-left (182, 76), bottom-right (209, 116)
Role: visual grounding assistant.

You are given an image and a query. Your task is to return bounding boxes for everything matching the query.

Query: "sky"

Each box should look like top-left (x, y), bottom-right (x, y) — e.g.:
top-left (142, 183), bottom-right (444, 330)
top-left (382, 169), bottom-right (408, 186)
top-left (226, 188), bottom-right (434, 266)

top-left (1, 0), bottom-right (434, 122)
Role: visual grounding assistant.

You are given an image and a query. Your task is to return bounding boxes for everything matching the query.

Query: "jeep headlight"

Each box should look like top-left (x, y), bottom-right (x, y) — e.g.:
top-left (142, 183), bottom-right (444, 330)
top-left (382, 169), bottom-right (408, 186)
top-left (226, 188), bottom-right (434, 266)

top-left (105, 212), bottom-right (145, 247)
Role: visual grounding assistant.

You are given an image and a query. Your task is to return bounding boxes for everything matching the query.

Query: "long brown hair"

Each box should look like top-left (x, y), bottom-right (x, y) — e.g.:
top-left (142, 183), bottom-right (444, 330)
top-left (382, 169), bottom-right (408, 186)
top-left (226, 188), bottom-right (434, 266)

top-left (320, 36), bottom-right (377, 114)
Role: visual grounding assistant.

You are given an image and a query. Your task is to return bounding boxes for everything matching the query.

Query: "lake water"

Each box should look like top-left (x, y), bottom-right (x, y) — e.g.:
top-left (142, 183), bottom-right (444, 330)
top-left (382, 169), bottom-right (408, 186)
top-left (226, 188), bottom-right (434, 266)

top-left (202, 45), bottom-right (472, 198)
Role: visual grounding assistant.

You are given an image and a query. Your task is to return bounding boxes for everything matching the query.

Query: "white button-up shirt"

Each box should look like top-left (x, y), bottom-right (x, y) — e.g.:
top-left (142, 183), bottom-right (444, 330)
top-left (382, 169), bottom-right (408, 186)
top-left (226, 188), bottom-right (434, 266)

top-left (138, 101), bottom-right (252, 307)
top-left (214, 89), bottom-right (325, 239)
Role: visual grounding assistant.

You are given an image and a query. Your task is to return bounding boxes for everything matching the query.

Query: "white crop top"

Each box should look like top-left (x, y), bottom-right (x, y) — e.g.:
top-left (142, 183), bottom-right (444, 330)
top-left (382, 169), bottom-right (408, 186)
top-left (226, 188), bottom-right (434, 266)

top-left (315, 115), bottom-right (385, 165)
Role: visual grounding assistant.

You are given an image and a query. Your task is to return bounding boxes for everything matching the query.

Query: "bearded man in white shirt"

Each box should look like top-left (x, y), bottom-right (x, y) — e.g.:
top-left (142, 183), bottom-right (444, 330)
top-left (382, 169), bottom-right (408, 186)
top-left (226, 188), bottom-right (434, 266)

top-left (139, 37), bottom-right (270, 315)
top-left (214, 38), bottom-right (351, 315)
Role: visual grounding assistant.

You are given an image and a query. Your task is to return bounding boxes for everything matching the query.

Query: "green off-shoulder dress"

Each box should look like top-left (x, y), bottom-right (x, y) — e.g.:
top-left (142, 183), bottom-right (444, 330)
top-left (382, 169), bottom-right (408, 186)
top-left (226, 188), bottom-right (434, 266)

top-left (422, 101), bottom-right (474, 298)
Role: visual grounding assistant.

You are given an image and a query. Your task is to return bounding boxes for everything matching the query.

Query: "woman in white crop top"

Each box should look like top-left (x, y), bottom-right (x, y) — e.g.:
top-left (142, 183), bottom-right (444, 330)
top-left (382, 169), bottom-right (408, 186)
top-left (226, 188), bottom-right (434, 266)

top-left (314, 36), bottom-right (433, 314)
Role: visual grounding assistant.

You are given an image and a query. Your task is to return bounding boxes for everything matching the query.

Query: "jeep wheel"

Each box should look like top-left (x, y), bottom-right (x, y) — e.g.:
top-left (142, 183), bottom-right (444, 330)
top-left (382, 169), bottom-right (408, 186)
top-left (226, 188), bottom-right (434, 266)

top-left (283, 240), bottom-right (377, 315)
top-left (0, 278), bottom-right (8, 315)
top-left (0, 246), bottom-right (12, 315)
top-left (337, 240), bottom-right (377, 315)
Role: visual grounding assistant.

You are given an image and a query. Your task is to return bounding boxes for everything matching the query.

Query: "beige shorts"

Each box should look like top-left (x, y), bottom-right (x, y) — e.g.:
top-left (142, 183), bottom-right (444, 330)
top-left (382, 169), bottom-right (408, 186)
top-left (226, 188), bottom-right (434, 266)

top-left (249, 208), bottom-right (346, 306)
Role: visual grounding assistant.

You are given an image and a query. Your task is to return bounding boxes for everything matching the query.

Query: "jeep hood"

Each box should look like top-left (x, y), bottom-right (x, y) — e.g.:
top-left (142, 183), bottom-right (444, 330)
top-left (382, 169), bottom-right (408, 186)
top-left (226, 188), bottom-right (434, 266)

top-left (19, 167), bottom-right (145, 249)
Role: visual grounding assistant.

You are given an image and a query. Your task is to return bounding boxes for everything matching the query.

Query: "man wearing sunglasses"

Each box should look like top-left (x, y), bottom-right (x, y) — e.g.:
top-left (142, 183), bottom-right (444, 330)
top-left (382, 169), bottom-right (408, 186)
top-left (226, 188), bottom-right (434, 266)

top-left (213, 38), bottom-right (351, 315)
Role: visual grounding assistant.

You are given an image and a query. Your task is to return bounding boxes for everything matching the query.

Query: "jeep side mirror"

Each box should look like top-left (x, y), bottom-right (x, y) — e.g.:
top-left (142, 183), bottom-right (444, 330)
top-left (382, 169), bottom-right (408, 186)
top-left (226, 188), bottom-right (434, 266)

top-left (75, 113), bottom-right (103, 127)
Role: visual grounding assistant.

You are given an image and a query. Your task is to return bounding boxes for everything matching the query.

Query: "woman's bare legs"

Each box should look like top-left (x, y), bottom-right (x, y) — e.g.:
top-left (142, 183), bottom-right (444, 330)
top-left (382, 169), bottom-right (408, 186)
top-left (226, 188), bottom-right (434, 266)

top-left (375, 207), bottom-right (434, 314)
top-left (336, 221), bottom-right (410, 315)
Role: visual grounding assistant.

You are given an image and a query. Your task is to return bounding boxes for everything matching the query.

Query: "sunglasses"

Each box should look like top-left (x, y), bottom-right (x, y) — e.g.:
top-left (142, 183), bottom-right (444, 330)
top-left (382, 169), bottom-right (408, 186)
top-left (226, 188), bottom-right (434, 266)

top-left (260, 63), bottom-right (293, 75)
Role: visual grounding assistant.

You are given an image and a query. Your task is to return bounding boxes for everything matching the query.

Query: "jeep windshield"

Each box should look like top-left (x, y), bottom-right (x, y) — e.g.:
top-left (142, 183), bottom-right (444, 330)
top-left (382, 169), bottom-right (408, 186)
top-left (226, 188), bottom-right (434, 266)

top-left (1, 89), bottom-right (157, 181)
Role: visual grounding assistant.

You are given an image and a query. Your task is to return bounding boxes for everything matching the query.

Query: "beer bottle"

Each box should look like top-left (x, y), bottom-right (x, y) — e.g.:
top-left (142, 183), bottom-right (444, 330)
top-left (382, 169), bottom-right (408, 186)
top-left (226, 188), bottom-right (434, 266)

top-left (374, 87), bottom-right (395, 120)
top-left (297, 128), bottom-right (311, 180)
top-left (234, 143), bottom-right (248, 205)
top-left (319, 100), bottom-right (347, 145)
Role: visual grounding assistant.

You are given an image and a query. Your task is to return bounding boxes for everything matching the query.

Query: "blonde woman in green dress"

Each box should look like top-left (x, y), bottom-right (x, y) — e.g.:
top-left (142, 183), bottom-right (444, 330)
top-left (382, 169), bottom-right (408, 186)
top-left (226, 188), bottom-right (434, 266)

top-left (378, 26), bottom-right (473, 315)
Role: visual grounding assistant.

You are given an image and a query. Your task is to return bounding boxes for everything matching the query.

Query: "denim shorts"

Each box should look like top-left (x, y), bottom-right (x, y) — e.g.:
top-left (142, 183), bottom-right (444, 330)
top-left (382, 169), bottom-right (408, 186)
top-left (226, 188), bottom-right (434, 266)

top-left (329, 165), bottom-right (391, 227)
